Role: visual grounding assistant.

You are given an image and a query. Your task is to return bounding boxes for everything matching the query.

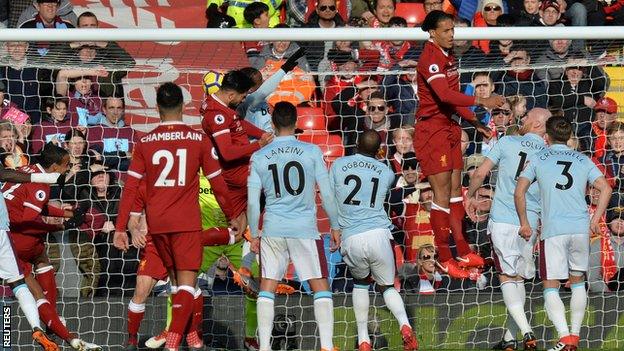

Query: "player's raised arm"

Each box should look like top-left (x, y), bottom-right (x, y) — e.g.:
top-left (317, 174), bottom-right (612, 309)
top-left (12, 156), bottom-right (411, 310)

top-left (246, 156), bottom-right (262, 239)
top-left (0, 163), bottom-right (60, 184)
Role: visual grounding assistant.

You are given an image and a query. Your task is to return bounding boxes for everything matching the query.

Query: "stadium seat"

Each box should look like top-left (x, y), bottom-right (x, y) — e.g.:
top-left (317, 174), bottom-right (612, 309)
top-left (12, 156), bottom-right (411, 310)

top-left (296, 107), bottom-right (327, 132)
top-left (395, 3), bottom-right (426, 27)
top-left (297, 133), bottom-right (345, 165)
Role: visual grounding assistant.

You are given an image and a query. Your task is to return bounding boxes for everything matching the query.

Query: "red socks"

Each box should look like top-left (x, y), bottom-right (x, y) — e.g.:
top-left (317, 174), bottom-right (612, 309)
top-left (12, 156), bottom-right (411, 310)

top-left (127, 301), bottom-right (145, 345)
top-left (430, 206), bottom-right (453, 262)
top-left (37, 299), bottom-right (72, 342)
top-left (166, 286), bottom-right (195, 349)
top-left (190, 291), bottom-right (203, 335)
top-left (35, 266), bottom-right (57, 307)
top-left (449, 199), bottom-right (472, 257)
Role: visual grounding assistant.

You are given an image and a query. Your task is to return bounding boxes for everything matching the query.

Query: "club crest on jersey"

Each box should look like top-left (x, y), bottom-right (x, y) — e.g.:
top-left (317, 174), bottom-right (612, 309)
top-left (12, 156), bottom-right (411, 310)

top-left (35, 190), bottom-right (46, 201)
top-left (440, 154), bottom-right (447, 167)
top-left (429, 64), bottom-right (440, 74)
top-left (214, 114), bottom-right (226, 125)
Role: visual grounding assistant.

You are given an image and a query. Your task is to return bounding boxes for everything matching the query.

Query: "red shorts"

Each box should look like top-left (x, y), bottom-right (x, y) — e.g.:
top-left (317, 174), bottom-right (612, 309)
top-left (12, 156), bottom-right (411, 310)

top-left (137, 241), bottom-right (168, 281)
top-left (414, 117), bottom-right (463, 177)
top-left (10, 233), bottom-right (45, 277)
top-left (151, 231), bottom-right (202, 271)
top-left (229, 186), bottom-right (247, 217)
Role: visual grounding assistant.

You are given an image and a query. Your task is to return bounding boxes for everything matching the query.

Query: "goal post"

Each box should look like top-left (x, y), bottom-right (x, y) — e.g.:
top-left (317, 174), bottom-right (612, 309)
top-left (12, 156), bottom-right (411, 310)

top-left (1, 27), bottom-right (624, 350)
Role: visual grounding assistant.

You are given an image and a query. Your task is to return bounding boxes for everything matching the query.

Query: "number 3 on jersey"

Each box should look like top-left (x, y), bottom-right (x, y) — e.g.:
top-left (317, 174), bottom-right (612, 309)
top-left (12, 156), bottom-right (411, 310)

top-left (152, 149), bottom-right (187, 187)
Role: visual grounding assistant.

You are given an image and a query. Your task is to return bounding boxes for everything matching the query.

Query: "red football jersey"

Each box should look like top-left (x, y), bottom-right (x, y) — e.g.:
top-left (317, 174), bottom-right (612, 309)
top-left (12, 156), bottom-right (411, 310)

top-left (2, 164), bottom-right (57, 242)
top-left (116, 121), bottom-right (234, 235)
top-left (415, 40), bottom-right (465, 120)
top-left (200, 94), bottom-right (260, 188)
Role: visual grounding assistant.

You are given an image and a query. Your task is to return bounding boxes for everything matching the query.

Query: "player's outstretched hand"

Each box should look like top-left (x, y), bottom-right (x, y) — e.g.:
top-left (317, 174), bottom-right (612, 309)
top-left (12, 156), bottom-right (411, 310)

top-left (478, 95), bottom-right (506, 110)
top-left (330, 229), bottom-right (341, 252)
top-left (518, 225), bottom-right (532, 241)
top-left (465, 197), bottom-right (479, 223)
top-left (250, 237), bottom-right (260, 254)
top-left (258, 132), bottom-right (274, 147)
top-left (114, 231), bottom-right (130, 252)
top-left (281, 47), bottom-right (306, 73)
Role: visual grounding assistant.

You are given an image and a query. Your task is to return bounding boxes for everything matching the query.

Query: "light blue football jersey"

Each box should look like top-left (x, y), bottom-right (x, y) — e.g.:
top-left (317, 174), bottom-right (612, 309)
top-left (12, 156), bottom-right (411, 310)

top-left (0, 195), bottom-right (9, 231)
top-left (519, 144), bottom-right (603, 239)
top-left (330, 154), bottom-right (395, 239)
top-left (247, 135), bottom-right (338, 239)
top-left (485, 133), bottom-right (545, 228)
top-left (245, 102), bottom-right (273, 133)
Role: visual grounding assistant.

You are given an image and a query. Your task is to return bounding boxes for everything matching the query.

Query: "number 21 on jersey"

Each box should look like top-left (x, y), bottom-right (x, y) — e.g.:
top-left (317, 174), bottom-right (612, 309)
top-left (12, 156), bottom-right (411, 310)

top-left (152, 149), bottom-right (187, 187)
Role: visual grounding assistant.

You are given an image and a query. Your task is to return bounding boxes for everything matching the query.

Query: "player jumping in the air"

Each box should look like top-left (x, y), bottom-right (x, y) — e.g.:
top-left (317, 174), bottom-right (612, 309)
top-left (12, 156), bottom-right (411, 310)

top-left (466, 107), bottom-right (552, 350)
top-left (3, 143), bottom-right (100, 350)
top-left (124, 179), bottom-right (240, 350)
top-left (247, 102), bottom-right (340, 351)
top-left (330, 130), bottom-right (419, 351)
top-left (415, 10), bottom-right (505, 278)
top-left (114, 82), bottom-right (244, 351)
top-left (515, 117), bottom-right (611, 351)
top-left (0, 144), bottom-right (62, 351)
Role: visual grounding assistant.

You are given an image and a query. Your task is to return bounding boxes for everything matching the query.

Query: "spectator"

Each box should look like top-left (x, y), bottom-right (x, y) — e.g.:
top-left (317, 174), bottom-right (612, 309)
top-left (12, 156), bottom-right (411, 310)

top-left (0, 120), bottom-right (28, 169)
top-left (56, 69), bottom-right (108, 126)
top-left (90, 96), bottom-right (125, 127)
top-left (464, 182), bottom-right (494, 259)
top-left (381, 58), bottom-right (418, 126)
top-left (515, 0), bottom-right (541, 25)
top-left (583, 97), bottom-right (618, 158)
top-left (463, 72), bottom-right (495, 154)
top-left (538, 0), bottom-right (563, 26)
top-left (507, 94), bottom-right (527, 121)
top-left (300, 0), bottom-right (346, 72)
top-left (389, 126), bottom-right (414, 174)
top-left (482, 102), bottom-right (513, 153)
top-left (60, 128), bottom-right (104, 205)
top-left (371, 16), bottom-right (421, 72)
top-left (424, 0), bottom-right (444, 14)
top-left (496, 44), bottom-right (548, 110)
top-left (598, 122), bottom-right (624, 191)
top-left (31, 97), bottom-right (72, 154)
top-left (453, 0), bottom-right (509, 21)
top-left (363, 91), bottom-right (396, 158)
top-left (473, 0), bottom-right (505, 54)
top-left (332, 79), bottom-right (379, 154)
top-left (604, 0), bottom-right (624, 26)
top-left (453, 18), bottom-right (488, 85)
top-left (69, 11), bottom-right (136, 97)
top-left (16, 0), bottom-right (76, 28)
top-left (242, 2), bottom-right (270, 58)
top-left (548, 57), bottom-right (608, 141)
top-left (588, 193), bottom-right (624, 292)
top-left (19, 0), bottom-right (75, 58)
top-left (205, 0), bottom-right (236, 28)
top-left (0, 41), bottom-right (48, 123)
top-left (399, 244), bottom-right (443, 294)
top-left (323, 49), bottom-right (362, 119)
top-left (535, 39), bottom-right (576, 82)
top-left (369, 0), bottom-right (396, 27)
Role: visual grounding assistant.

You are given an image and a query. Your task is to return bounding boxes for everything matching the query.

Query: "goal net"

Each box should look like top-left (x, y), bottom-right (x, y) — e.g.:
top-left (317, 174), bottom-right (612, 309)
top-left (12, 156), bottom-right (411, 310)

top-left (2, 3), bottom-right (624, 351)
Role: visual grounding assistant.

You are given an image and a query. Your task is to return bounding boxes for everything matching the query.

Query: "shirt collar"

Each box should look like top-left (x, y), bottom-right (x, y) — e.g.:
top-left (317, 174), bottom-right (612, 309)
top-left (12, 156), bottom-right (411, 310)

top-left (160, 121), bottom-right (185, 125)
top-left (274, 135), bottom-right (296, 141)
top-left (211, 93), bottom-right (228, 108)
top-left (550, 143), bottom-right (570, 150)
top-left (428, 39), bottom-right (449, 57)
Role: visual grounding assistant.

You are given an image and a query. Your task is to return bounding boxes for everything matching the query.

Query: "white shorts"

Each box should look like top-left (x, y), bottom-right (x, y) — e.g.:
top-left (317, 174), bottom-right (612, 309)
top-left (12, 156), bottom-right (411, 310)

top-left (539, 234), bottom-right (589, 281)
top-left (341, 228), bottom-right (395, 286)
top-left (0, 229), bottom-right (23, 283)
top-left (488, 221), bottom-right (536, 279)
top-left (259, 236), bottom-right (327, 282)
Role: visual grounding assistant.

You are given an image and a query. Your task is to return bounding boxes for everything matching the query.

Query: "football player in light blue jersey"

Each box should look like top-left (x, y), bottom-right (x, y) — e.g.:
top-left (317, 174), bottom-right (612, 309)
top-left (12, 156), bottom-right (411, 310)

top-left (247, 101), bottom-right (340, 351)
top-left (238, 49), bottom-right (305, 133)
top-left (515, 117), bottom-right (611, 351)
top-left (466, 107), bottom-right (551, 350)
top-left (330, 130), bottom-right (418, 351)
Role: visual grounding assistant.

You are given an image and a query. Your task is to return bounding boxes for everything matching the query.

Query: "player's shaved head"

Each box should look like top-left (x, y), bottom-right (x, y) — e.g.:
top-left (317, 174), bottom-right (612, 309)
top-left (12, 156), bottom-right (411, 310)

top-left (546, 116), bottom-right (572, 144)
top-left (520, 107), bottom-right (551, 136)
top-left (156, 82), bottom-right (183, 118)
top-left (272, 101), bottom-right (297, 131)
top-left (357, 130), bottom-right (382, 157)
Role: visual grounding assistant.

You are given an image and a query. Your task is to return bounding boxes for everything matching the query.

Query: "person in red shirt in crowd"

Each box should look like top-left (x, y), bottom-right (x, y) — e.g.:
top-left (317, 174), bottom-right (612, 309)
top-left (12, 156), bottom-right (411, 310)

top-left (586, 97), bottom-right (618, 158)
top-left (114, 82), bottom-right (244, 351)
top-left (415, 11), bottom-right (505, 278)
top-left (323, 49), bottom-right (363, 120)
top-left (3, 143), bottom-right (101, 350)
top-left (201, 70), bottom-right (273, 217)
top-left (371, 16), bottom-right (421, 71)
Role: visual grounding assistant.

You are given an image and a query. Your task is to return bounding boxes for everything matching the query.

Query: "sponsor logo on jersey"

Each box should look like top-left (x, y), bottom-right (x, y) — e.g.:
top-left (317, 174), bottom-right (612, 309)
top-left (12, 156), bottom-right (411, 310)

top-left (35, 190), bottom-right (46, 201)
top-left (429, 64), bottom-right (440, 74)
top-left (214, 114), bottom-right (225, 125)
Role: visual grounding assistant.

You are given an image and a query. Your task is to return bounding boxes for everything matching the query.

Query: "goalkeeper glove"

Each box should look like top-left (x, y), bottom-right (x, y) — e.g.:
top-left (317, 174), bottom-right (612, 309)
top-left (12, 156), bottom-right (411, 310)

top-left (281, 48), bottom-right (306, 73)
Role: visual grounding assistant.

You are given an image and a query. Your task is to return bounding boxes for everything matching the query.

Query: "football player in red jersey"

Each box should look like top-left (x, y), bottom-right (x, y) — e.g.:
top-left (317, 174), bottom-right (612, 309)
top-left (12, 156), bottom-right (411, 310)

top-left (114, 82), bottom-right (243, 351)
top-left (124, 179), bottom-right (242, 350)
top-left (415, 11), bottom-right (505, 278)
top-left (3, 143), bottom-right (101, 350)
top-left (201, 70), bottom-right (274, 217)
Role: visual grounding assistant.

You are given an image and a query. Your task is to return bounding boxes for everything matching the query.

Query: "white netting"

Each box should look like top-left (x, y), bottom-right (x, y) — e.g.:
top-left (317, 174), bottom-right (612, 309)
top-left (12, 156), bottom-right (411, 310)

top-left (1, 1), bottom-right (624, 350)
